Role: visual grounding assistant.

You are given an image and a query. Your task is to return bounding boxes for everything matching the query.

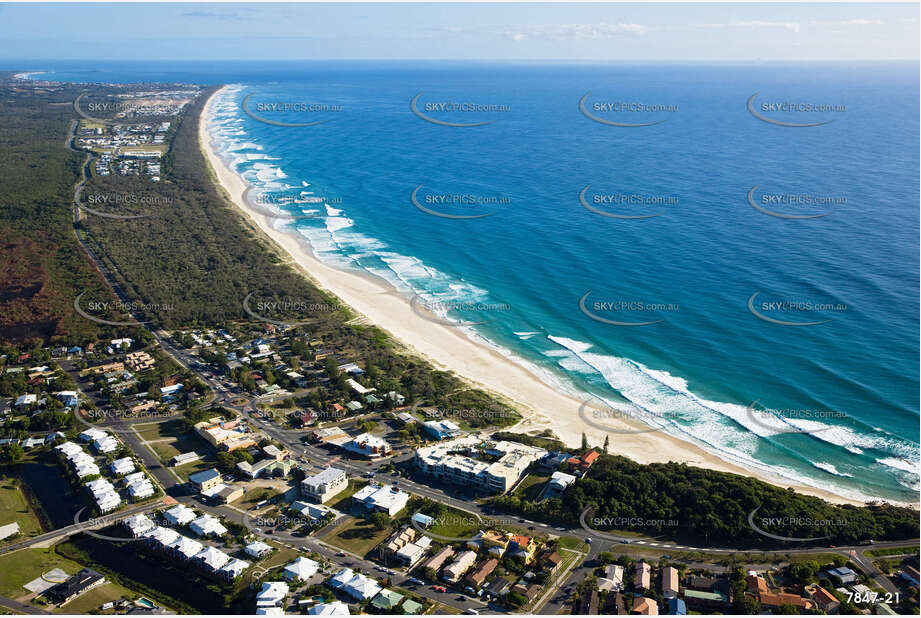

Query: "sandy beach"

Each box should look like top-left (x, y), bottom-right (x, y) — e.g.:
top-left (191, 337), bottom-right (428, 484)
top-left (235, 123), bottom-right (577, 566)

top-left (199, 86), bottom-right (865, 507)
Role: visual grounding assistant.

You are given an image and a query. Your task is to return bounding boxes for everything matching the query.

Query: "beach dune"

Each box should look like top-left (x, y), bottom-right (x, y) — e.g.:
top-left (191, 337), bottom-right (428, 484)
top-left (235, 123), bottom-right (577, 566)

top-left (200, 86), bottom-right (864, 506)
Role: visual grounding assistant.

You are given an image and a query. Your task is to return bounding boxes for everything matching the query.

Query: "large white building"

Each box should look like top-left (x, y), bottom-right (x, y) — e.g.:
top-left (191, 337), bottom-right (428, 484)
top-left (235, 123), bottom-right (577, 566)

top-left (301, 467), bottom-right (348, 503)
top-left (415, 436), bottom-right (547, 493)
top-left (352, 484), bottom-right (409, 516)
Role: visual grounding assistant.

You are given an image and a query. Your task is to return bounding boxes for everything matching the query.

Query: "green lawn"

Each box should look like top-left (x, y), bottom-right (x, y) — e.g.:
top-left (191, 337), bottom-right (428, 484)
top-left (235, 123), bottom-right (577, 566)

top-left (172, 457), bottom-right (220, 482)
top-left (0, 479), bottom-right (45, 543)
top-left (134, 419), bottom-right (187, 442)
top-left (53, 581), bottom-right (137, 614)
top-left (556, 536), bottom-right (589, 552)
top-left (866, 546), bottom-right (920, 558)
top-left (0, 547), bottom-right (85, 597)
top-left (326, 516), bottom-right (395, 557)
top-left (512, 474), bottom-right (549, 501)
top-left (327, 479), bottom-right (367, 511)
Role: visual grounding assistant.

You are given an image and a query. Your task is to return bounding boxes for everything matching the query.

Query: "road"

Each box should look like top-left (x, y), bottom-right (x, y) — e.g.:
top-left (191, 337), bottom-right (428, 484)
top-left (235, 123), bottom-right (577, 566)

top-left (59, 119), bottom-right (915, 614)
top-left (0, 500), bottom-right (169, 556)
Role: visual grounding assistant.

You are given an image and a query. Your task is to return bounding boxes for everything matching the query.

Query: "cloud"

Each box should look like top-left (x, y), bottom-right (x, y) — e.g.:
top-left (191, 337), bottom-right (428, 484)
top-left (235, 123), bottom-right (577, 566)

top-left (676, 20), bottom-right (802, 34)
top-left (503, 22), bottom-right (650, 41)
top-left (181, 11), bottom-right (241, 21)
top-left (807, 19), bottom-right (884, 26)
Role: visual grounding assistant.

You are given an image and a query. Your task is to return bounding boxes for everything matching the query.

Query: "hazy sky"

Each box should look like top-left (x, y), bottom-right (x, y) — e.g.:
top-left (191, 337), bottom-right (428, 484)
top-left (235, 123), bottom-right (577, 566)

top-left (0, 3), bottom-right (917, 61)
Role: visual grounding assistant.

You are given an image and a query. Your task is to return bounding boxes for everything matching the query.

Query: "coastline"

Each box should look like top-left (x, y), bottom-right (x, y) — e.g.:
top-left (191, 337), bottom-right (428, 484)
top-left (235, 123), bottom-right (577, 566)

top-left (198, 85), bottom-right (870, 507)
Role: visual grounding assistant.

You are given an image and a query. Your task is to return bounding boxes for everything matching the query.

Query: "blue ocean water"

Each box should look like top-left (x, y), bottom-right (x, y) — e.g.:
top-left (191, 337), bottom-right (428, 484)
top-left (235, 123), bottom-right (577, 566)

top-left (31, 61), bottom-right (919, 503)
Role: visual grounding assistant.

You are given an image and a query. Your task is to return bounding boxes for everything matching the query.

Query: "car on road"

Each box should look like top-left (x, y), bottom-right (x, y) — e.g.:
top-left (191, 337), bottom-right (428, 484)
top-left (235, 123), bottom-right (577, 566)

top-left (585, 537), bottom-right (592, 543)
top-left (407, 577), bottom-right (423, 585)
top-left (620, 539), bottom-right (629, 544)
top-left (464, 609), bottom-right (479, 615)
top-left (336, 552), bottom-right (347, 557)
top-left (431, 586), bottom-right (446, 593)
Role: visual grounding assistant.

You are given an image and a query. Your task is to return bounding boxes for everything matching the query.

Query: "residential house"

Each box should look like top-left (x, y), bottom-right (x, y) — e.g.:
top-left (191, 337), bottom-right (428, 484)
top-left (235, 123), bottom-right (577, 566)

top-left (465, 559), bottom-right (499, 591)
top-left (634, 562), bottom-right (651, 591)
top-left (661, 566), bottom-right (679, 598)
top-left (442, 550), bottom-right (478, 583)
top-left (632, 597), bottom-right (659, 615)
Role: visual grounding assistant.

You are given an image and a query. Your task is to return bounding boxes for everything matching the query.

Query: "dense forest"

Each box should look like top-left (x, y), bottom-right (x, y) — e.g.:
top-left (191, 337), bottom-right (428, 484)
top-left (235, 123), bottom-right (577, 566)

top-left (492, 454), bottom-right (919, 548)
top-left (0, 73), bottom-right (117, 344)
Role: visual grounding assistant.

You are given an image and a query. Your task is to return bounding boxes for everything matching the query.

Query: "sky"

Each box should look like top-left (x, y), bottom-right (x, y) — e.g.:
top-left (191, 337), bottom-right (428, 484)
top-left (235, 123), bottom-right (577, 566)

top-left (0, 2), bottom-right (917, 61)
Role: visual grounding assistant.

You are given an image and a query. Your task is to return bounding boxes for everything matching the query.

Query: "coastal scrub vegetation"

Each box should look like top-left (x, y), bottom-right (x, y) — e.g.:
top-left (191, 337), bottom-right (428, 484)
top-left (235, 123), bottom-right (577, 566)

top-left (492, 453), bottom-right (919, 548)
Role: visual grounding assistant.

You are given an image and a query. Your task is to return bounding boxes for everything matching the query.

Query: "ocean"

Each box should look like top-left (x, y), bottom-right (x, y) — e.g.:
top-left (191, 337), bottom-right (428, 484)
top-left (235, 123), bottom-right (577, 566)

top-left (31, 60), bottom-right (920, 503)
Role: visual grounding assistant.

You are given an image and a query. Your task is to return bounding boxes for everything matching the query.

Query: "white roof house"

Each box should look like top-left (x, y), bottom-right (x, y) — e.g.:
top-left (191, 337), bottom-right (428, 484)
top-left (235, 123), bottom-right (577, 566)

top-left (195, 546), bottom-right (231, 571)
top-left (170, 535), bottom-right (205, 560)
top-left (123, 513), bottom-right (155, 537)
top-left (256, 581), bottom-right (289, 607)
top-left (56, 441), bottom-right (83, 457)
top-left (163, 504), bottom-right (197, 526)
top-left (220, 558), bottom-right (251, 580)
top-left (308, 601), bottom-right (351, 615)
top-left (283, 556), bottom-right (319, 582)
top-left (74, 462), bottom-right (101, 478)
top-left (15, 393), bottom-right (37, 407)
top-left (245, 540), bottom-right (273, 558)
top-left (79, 428), bottom-right (107, 443)
top-left (328, 568), bottom-right (355, 589)
top-left (144, 526), bottom-right (180, 547)
top-left (128, 479), bottom-right (155, 499)
top-left (93, 435), bottom-right (119, 454)
top-left (189, 514), bottom-right (228, 538)
top-left (549, 470), bottom-right (577, 490)
top-left (110, 457), bottom-right (136, 476)
top-left (96, 492), bottom-right (122, 513)
top-left (256, 608), bottom-right (284, 615)
top-left (342, 572), bottom-right (382, 600)
top-left (122, 471), bottom-right (147, 485)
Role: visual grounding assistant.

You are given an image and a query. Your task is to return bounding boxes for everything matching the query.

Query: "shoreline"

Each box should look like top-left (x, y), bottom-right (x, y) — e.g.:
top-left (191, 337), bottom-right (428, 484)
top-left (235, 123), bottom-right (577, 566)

top-left (199, 85), bottom-right (874, 508)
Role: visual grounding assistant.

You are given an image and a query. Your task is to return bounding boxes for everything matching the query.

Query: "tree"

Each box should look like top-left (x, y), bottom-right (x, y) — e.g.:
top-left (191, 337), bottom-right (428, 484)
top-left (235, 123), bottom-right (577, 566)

top-left (581, 432), bottom-right (588, 451)
top-left (0, 443), bottom-right (24, 464)
top-left (370, 512), bottom-right (390, 530)
top-left (602, 435), bottom-right (610, 454)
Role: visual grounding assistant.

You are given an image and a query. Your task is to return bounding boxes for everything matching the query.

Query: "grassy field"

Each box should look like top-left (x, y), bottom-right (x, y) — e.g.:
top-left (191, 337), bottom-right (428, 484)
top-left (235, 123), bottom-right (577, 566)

top-left (133, 419), bottom-right (186, 442)
top-left (172, 457), bottom-right (220, 482)
top-left (0, 547), bottom-right (85, 597)
top-left (556, 536), bottom-right (589, 553)
top-left (512, 474), bottom-right (549, 501)
top-left (867, 546), bottom-right (920, 558)
top-left (327, 479), bottom-right (367, 511)
top-left (53, 581), bottom-right (137, 614)
top-left (326, 516), bottom-right (395, 557)
top-left (0, 479), bottom-right (45, 543)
